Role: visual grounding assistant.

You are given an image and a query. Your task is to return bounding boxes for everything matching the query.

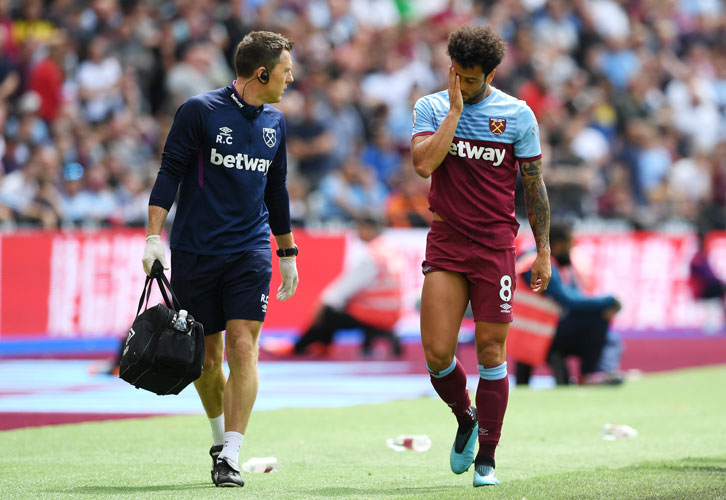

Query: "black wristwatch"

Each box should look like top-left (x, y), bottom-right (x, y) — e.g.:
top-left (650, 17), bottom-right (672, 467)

top-left (276, 245), bottom-right (298, 257)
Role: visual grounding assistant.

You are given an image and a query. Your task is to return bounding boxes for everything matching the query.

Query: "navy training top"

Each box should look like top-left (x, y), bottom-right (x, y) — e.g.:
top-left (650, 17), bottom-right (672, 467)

top-left (149, 84), bottom-right (291, 255)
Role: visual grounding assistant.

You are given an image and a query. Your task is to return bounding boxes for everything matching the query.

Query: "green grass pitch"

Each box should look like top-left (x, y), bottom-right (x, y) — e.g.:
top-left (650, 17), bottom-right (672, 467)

top-left (2, 366), bottom-right (725, 499)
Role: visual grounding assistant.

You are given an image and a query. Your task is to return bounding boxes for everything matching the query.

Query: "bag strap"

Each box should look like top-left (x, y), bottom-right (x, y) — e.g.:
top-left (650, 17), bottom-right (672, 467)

top-left (151, 260), bottom-right (182, 311)
top-left (135, 274), bottom-right (155, 317)
top-left (135, 260), bottom-right (182, 316)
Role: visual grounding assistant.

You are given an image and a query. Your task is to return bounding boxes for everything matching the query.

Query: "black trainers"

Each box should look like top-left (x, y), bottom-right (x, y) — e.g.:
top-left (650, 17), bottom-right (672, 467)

top-left (213, 457), bottom-right (245, 487)
top-left (209, 445), bottom-right (223, 479)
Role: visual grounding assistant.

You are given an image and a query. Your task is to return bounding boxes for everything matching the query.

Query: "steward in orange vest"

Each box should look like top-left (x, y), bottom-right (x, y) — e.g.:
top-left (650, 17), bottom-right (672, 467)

top-left (511, 221), bottom-right (623, 385)
top-left (292, 212), bottom-right (405, 357)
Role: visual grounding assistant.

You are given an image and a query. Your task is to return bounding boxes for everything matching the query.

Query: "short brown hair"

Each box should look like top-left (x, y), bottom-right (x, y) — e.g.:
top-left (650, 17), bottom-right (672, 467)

top-left (447, 26), bottom-right (506, 76)
top-left (234, 31), bottom-right (294, 78)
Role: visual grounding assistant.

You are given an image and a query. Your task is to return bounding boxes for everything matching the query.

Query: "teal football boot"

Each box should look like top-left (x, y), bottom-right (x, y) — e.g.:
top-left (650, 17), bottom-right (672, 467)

top-left (450, 406), bottom-right (478, 474)
top-left (473, 463), bottom-right (499, 487)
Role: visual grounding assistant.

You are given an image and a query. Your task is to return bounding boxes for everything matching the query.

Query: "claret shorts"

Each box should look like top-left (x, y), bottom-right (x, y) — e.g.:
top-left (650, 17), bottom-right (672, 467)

top-left (422, 220), bottom-right (516, 323)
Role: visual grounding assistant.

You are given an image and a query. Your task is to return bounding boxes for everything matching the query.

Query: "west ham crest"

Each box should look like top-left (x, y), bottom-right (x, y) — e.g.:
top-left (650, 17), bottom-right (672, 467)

top-left (263, 128), bottom-right (276, 148)
top-left (489, 118), bottom-right (506, 135)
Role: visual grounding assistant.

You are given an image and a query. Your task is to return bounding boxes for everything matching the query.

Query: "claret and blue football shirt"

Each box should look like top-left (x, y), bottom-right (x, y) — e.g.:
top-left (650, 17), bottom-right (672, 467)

top-left (149, 83), bottom-right (291, 255)
top-left (412, 87), bottom-right (541, 249)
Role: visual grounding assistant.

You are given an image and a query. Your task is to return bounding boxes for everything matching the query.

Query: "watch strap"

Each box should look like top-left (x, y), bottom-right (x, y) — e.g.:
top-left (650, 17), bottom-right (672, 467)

top-left (276, 245), bottom-right (298, 257)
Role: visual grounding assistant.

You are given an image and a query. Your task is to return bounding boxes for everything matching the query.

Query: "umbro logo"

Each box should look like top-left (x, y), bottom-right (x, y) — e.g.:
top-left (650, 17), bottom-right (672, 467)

top-left (216, 127), bottom-right (233, 145)
top-left (500, 303), bottom-right (512, 313)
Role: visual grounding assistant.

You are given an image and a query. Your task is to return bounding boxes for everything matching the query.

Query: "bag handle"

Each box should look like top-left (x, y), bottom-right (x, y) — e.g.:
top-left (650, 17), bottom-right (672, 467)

top-left (136, 274), bottom-right (154, 317)
top-left (135, 260), bottom-right (182, 316)
top-left (151, 260), bottom-right (182, 311)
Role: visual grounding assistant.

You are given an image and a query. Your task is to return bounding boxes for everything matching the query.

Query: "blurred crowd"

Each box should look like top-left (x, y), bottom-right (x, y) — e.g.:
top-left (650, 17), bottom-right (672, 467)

top-left (0, 0), bottom-right (724, 232)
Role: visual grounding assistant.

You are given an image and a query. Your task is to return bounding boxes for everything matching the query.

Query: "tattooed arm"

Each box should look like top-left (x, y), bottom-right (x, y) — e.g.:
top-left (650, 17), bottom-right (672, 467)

top-left (520, 158), bottom-right (551, 292)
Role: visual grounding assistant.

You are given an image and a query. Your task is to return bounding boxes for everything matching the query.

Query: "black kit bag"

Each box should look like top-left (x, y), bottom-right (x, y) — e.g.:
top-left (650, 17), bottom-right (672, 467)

top-left (119, 260), bottom-right (205, 395)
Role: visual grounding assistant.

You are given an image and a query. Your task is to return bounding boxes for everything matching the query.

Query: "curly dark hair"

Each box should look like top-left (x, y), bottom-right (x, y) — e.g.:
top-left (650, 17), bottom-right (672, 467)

top-left (447, 26), bottom-right (507, 76)
top-left (234, 31), bottom-right (294, 78)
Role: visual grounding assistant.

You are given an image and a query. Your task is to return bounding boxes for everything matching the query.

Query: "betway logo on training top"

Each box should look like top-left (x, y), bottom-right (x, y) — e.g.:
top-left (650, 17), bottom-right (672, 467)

top-left (210, 148), bottom-right (270, 174)
top-left (449, 140), bottom-right (506, 166)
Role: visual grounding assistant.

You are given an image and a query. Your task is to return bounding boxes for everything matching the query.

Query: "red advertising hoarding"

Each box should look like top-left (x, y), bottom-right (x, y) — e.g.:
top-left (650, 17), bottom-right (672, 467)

top-left (0, 228), bottom-right (724, 339)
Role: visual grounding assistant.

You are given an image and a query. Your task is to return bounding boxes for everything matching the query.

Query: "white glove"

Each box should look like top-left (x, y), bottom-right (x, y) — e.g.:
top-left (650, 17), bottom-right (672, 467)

top-left (277, 256), bottom-right (299, 301)
top-left (142, 235), bottom-right (168, 276)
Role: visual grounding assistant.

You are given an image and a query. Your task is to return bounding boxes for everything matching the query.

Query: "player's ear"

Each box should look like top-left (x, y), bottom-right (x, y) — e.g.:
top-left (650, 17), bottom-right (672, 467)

top-left (486, 69), bottom-right (497, 85)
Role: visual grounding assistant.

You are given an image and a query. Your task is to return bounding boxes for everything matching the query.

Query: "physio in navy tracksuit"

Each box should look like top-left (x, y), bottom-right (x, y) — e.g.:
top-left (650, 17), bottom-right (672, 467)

top-left (142, 31), bottom-right (298, 487)
top-left (518, 221), bottom-right (623, 385)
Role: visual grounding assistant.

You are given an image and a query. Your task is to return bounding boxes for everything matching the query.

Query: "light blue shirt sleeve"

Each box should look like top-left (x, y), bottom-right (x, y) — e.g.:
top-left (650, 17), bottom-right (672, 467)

top-left (514, 105), bottom-right (541, 159)
top-left (412, 96), bottom-right (436, 136)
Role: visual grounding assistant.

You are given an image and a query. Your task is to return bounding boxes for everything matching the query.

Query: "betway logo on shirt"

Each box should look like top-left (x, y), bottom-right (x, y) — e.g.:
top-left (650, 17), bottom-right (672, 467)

top-left (448, 141), bottom-right (506, 166)
top-left (210, 148), bottom-right (270, 174)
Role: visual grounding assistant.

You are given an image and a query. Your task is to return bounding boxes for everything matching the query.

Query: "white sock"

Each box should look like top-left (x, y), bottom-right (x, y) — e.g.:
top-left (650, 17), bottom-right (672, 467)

top-left (219, 431), bottom-right (244, 470)
top-left (209, 414), bottom-right (225, 446)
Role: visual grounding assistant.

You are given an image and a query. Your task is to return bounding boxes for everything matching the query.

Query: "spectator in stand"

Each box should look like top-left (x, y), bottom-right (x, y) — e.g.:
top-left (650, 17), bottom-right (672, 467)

top-left (666, 72), bottom-right (720, 154)
top-left (0, 150), bottom-right (38, 219)
top-left (532, 0), bottom-right (580, 54)
top-left (76, 35), bottom-right (123, 124)
top-left (360, 125), bottom-right (402, 188)
top-left (11, 0), bottom-right (58, 46)
top-left (0, 144), bottom-right (60, 228)
top-left (8, 91), bottom-right (50, 147)
top-left (313, 155), bottom-right (387, 224)
top-left (0, 29), bottom-right (19, 102)
top-left (516, 69), bottom-right (560, 122)
top-left (59, 161), bottom-right (89, 224)
top-left (113, 169), bottom-right (151, 227)
top-left (701, 140), bottom-right (726, 231)
top-left (668, 151), bottom-right (714, 221)
top-left (0, 0), bottom-right (17, 64)
top-left (32, 175), bottom-right (63, 228)
top-left (385, 159), bottom-right (432, 228)
top-left (286, 177), bottom-right (310, 228)
top-left (165, 39), bottom-right (233, 111)
top-left (597, 161), bottom-right (638, 222)
top-left (28, 34), bottom-right (65, 124)
top-left (287, 93), bottom-right (336, 185)
top-left (319, 78), bottom-right (364, 170)
top-left (61, 162), bottom-right (116, 226)
top-left (598, 36), bottom-right (640, 92)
